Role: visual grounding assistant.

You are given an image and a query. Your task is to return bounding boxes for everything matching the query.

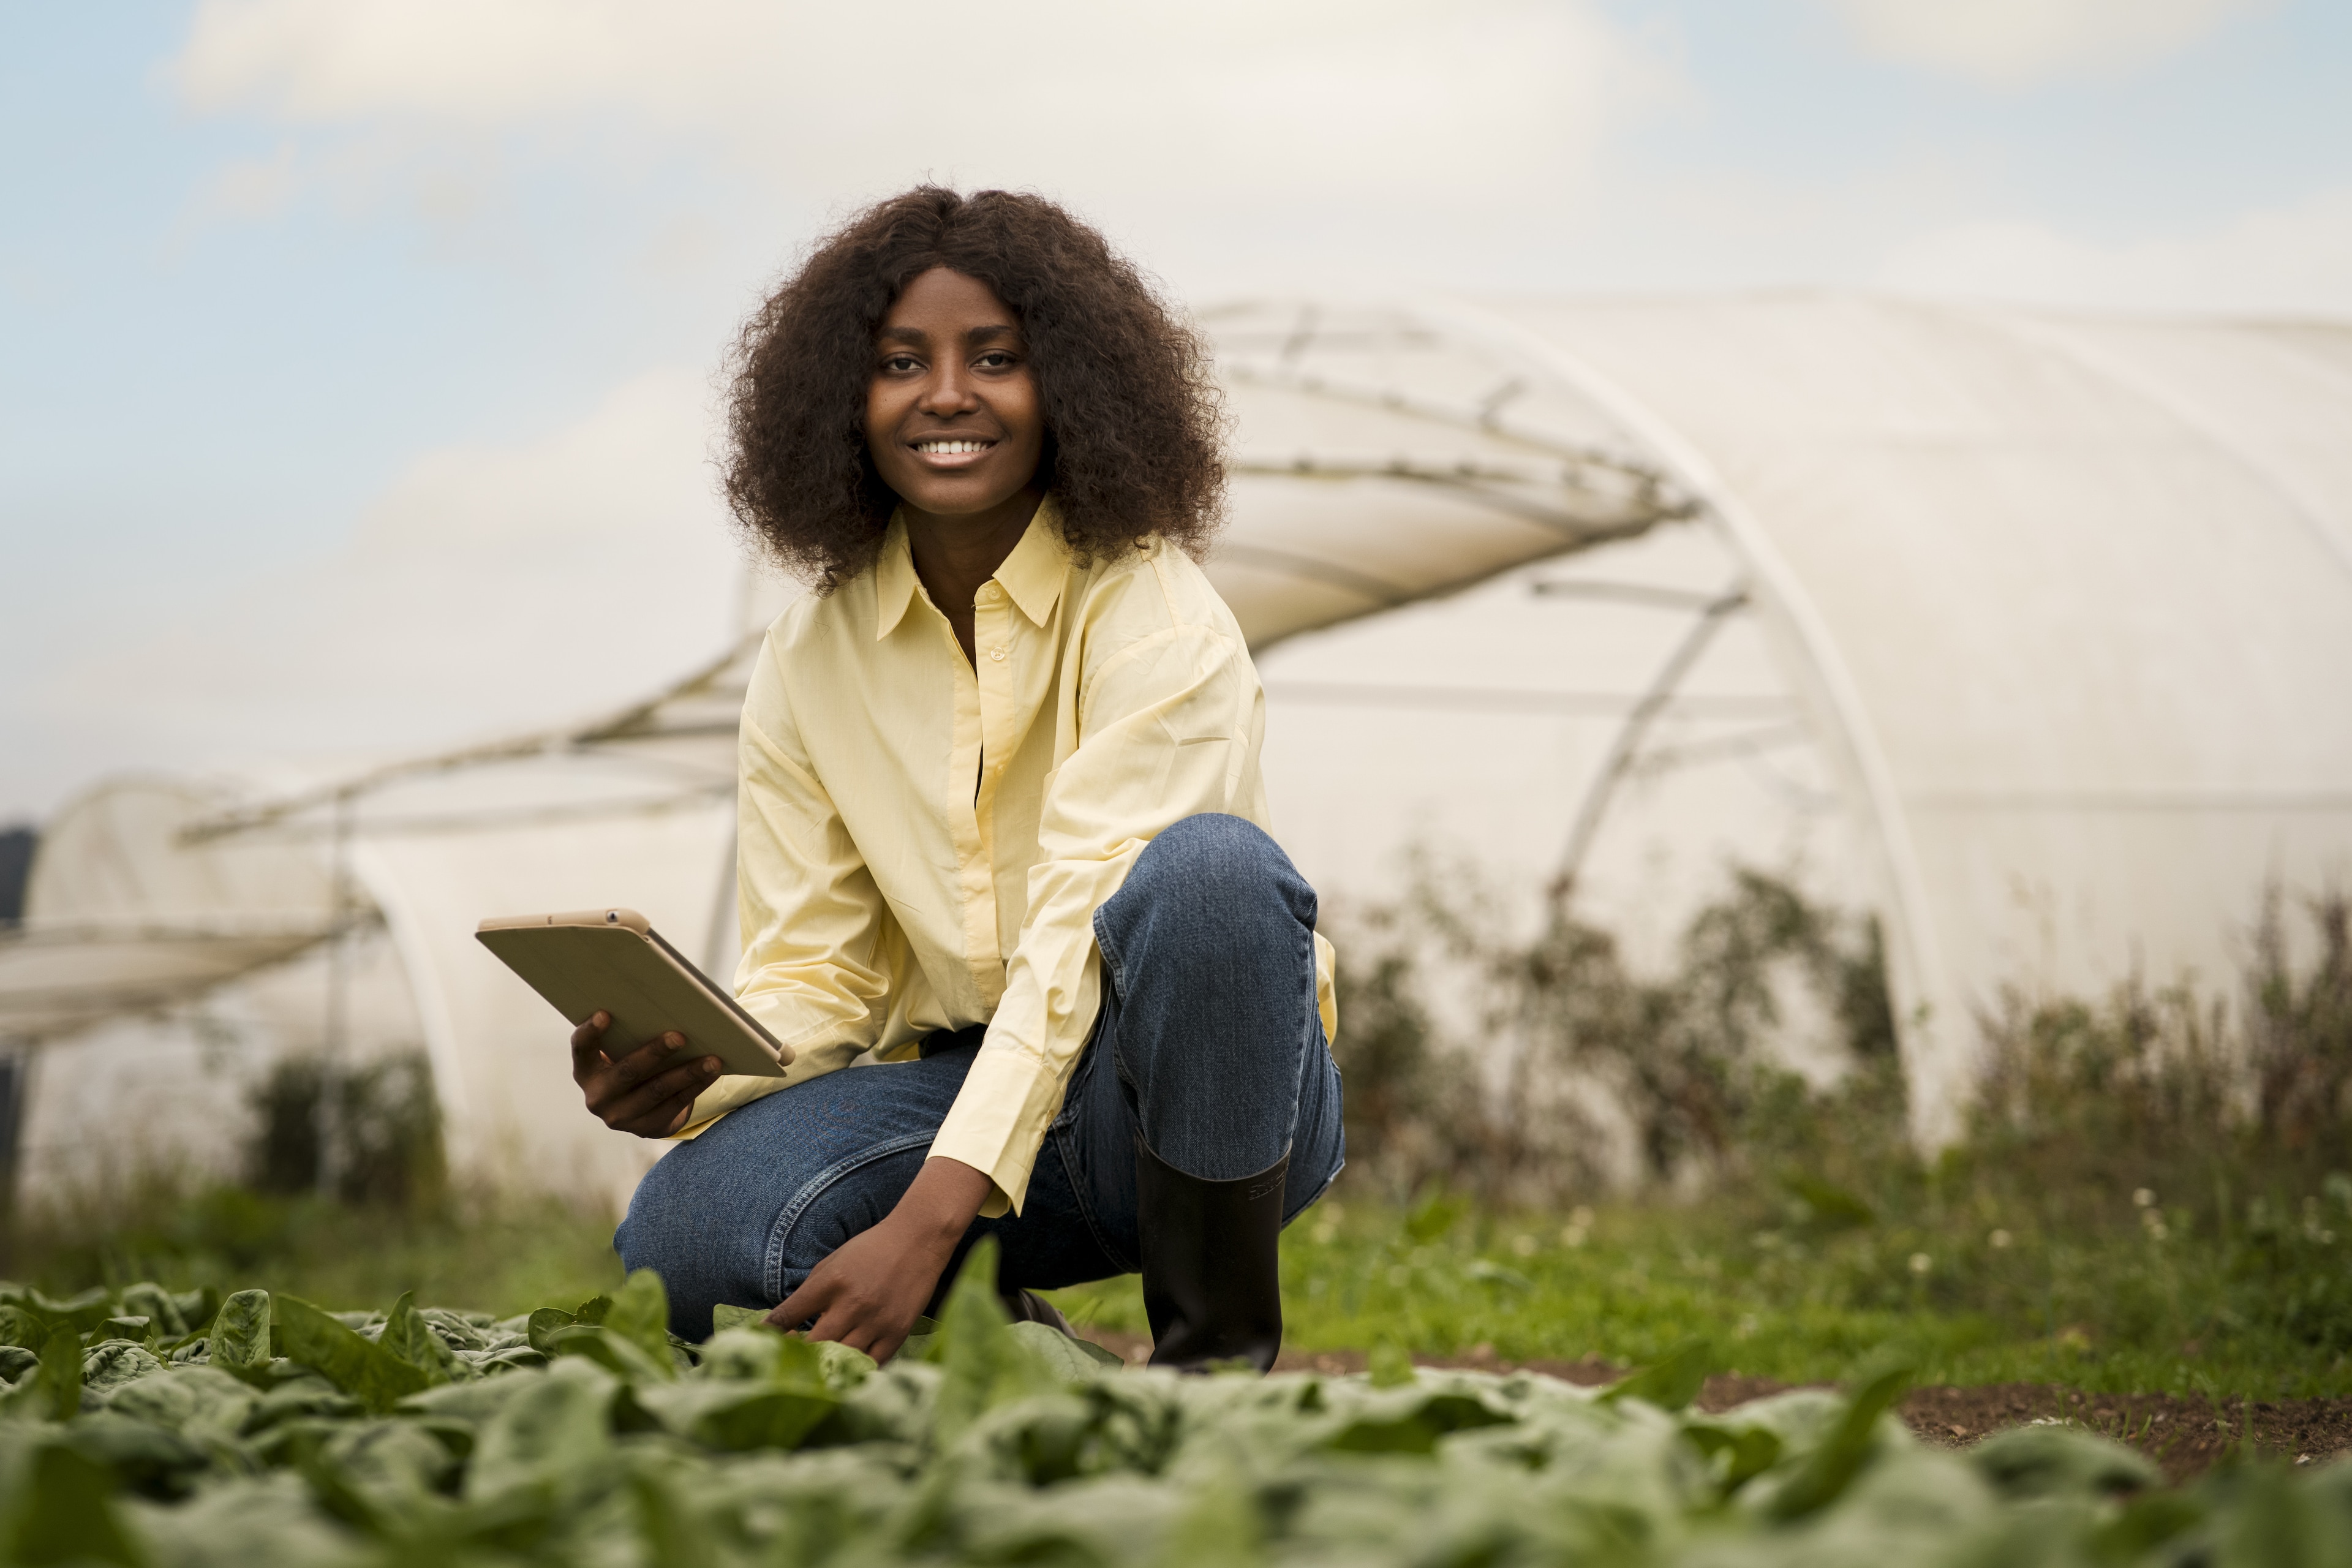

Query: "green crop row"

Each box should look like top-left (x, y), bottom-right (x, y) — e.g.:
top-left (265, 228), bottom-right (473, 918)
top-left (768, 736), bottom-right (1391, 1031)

top-left (0, 1242), bottom-right (2343, 1567)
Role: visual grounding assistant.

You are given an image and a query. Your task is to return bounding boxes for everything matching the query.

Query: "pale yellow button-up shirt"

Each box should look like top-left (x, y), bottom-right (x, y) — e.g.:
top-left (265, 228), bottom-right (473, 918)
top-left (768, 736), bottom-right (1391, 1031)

top-left (677, 500), bottom-right (1336, 1217)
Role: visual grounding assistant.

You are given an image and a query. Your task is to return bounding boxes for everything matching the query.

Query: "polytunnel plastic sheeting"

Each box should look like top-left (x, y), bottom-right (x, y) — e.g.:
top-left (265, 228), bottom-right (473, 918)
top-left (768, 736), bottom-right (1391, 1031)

top-left (25, 777), bottom-right (336, 924)
top-left (6, 778), bottom-right (345, 1041)
top-left (1476, 295), bottom-right (2352, 1141)
top-left (0, 918), bottom-right (337, 1040)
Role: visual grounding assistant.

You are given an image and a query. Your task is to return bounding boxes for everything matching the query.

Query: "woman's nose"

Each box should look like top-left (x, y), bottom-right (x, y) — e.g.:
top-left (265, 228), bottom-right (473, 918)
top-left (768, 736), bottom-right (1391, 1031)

top-left (918, 364), bottom-right (978, 414)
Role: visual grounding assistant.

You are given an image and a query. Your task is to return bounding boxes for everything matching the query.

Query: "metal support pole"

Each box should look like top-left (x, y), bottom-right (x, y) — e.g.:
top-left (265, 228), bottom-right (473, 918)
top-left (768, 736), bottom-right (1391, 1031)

top-left (1548, 585), bottom-right (1749, 905)
top-left (0, 1039), bottom-right (26, 1278)
top-left (315, 790), bottom-right (353, 1200)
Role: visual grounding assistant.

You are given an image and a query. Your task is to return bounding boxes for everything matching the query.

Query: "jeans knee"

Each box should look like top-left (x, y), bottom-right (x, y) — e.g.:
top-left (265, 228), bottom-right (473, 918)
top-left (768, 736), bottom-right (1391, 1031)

top-left (1129, 814), bottom-right (1314, 928)
top-left (613, 1156), bottom-right (687, 1279)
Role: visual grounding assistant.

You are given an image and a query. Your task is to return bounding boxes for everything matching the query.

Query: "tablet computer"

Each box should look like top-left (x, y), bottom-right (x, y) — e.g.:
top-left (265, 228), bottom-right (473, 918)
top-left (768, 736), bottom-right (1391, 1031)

top-left (476, 908), bottom-right (792, 1079)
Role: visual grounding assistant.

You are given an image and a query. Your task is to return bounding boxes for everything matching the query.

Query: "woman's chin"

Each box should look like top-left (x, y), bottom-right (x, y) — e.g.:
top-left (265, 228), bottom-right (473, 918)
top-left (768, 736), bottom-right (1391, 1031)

top-left (892, 476), bottom-right (1039, 522)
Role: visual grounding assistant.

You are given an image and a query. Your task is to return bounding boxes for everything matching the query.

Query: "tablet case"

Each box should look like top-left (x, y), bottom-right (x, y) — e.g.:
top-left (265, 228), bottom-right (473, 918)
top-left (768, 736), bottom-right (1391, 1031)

top-left (475, 908), bottom-right (792, 1078)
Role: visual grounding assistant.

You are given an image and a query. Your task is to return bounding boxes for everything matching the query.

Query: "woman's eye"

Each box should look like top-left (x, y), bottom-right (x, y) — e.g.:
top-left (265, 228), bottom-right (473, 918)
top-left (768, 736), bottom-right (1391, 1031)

top-left (883, 355), bottom-right (919, 372)
top-left (976, 352), bottom-right (1014, 369)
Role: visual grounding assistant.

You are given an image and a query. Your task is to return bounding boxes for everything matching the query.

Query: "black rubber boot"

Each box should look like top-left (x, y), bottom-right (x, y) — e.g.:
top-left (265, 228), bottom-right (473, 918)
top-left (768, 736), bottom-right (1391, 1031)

top-left (1136, 1136), bottom-right (1288, 1373)
top-left (1000, 1287), bottom-right (1079, 1339)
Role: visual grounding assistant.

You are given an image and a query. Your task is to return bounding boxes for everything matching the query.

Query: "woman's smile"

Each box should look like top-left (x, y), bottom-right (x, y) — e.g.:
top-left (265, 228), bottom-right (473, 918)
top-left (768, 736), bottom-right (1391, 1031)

top-left (907, 434), bottom-right (1000, 468)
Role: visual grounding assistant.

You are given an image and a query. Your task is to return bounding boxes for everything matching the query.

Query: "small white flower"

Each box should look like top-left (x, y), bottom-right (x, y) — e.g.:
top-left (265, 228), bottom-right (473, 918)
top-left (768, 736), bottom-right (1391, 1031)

top-left (1511, 1234), bottom-right (1539, 1258)
top-left (1560, 1225), bottom-right (1588, 1249)
top-left (1989, 1229), bottom-right (2013, 1250)
top-left (2133, 1188), bottom-right (2156, 1208)
top-left (1908, 1253), bottom-right (1932, 1276)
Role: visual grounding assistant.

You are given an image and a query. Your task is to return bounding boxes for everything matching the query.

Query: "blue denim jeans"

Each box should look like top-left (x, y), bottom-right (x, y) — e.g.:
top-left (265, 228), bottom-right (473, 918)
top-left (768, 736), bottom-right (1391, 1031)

top-left (615, 813), bottom-right (1346, 1340)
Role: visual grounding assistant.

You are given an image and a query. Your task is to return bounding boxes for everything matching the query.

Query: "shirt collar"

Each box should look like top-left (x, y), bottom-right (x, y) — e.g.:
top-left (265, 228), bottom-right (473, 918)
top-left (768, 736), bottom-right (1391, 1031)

top-left (992, 496), bottom-right (1070, 630)
top-left (872, 499), bottom-right (1069, 641)
top-left (873, 514), bottom-right (919, 641)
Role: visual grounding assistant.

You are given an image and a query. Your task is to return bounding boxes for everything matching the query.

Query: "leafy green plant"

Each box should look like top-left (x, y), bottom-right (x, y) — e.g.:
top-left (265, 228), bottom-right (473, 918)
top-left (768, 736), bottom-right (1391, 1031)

top-left (0, 1250), bottom-right (2344, 1566)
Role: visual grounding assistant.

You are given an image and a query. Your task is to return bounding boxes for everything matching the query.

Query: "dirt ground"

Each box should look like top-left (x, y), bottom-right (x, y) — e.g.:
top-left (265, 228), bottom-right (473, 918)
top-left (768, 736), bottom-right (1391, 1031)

top-left (1079, 1332), bottom-right (2352, 1482)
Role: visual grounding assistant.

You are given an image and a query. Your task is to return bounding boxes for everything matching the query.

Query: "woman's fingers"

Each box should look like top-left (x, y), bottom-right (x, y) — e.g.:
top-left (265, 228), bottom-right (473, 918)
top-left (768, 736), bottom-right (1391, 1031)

top-left (568, 1012), bottom-right (612, 1080)
top-left (793, 1291), bottom-right (910, 1361)
top-left (582, 1035), bottom-right (691, 1107)
top-left (608, 1033), bottom-right (687, 1087)
top-left (769, 1274), bottom-right (828, 1333)
top-left (573, 1018), bottom-right (722, 1138)
top-left (594, 1055), bottom-right (721, 1129)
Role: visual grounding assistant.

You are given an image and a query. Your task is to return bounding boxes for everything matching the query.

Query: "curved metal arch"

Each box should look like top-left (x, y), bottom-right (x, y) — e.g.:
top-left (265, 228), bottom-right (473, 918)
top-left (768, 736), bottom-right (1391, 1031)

top-left (1221, 358), bottom-right (1685, 492)
top-left (1226, 454), bottom-right (1687, 541)
top-left (1548, 585), bottom-right (1751, 902)
top-left (179, 630), bottom-right (764, 846)
top-left (1413, 296), bottom-right (1961, 1152)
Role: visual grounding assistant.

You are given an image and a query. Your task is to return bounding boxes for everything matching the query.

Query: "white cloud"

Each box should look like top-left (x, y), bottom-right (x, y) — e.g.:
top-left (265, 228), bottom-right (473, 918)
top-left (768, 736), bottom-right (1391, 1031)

top-left (1879, 185), bottom-right (2352, 317)
top-left (1824, 0), bottom-right (2266, 86)
top-left (173, 0), bottom-right (1664, 211)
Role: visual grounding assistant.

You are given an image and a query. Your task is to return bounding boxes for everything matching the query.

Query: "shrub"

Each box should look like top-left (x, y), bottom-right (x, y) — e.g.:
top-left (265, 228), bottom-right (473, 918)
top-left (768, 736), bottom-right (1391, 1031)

top-left (1329, 861), bottom-right (1896, 1203)
top-left (247, 1050), bottom-right (445, 1210)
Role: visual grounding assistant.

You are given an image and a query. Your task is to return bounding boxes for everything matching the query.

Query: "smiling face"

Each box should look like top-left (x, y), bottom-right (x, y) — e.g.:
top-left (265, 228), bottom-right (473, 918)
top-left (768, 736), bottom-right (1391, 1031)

top-left (863, 267), bottom-right (1046, 525)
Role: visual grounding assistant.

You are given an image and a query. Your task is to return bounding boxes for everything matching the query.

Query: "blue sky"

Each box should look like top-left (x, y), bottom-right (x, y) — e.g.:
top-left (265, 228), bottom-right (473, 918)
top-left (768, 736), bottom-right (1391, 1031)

top-left (4, 0), bottom-right (2349, 821)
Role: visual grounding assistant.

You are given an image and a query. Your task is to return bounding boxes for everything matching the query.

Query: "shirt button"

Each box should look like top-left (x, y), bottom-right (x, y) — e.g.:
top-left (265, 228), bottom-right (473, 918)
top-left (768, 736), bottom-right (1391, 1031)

top-left (989, 647), bottom-right (1007, 662)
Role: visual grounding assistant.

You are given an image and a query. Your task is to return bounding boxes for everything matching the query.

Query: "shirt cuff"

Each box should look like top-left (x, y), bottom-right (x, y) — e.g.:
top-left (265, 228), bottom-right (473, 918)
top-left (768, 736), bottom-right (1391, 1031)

top-left (928, 1045), bottom-right (1068, 1218)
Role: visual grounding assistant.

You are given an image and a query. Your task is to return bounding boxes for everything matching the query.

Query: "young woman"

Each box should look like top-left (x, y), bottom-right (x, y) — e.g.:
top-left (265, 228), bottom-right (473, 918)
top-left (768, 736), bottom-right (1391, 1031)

top-left (570, 187), bottom-right (1342, 1371)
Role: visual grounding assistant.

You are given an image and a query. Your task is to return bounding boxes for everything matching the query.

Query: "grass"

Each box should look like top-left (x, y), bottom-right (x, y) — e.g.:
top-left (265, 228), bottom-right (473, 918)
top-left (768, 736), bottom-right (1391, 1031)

top-left (1045, 1177), bottom-right (2352, 1401)
top-left (5, 1182), bottom-right (625, 1318)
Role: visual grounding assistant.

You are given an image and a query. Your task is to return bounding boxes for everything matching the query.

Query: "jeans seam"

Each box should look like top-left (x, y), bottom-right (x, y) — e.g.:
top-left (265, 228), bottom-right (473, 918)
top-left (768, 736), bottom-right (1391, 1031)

top-left (761, 1129), bottom-right (940, 1302)
top-left (1055, 1117), bottom-right (1139, 1274)
top-left (1090, 903), bottom-right (1126, 998)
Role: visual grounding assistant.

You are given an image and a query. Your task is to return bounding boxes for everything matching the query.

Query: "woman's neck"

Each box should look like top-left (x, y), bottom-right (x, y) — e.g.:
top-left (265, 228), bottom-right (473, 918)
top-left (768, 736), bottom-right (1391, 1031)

top-left (902, 489), bottom-right (1044, 666)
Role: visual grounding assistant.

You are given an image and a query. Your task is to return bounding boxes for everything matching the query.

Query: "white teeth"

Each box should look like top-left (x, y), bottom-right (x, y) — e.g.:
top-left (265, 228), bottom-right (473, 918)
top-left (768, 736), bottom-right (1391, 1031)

top-left (916, 439), bottom-right (990, 455)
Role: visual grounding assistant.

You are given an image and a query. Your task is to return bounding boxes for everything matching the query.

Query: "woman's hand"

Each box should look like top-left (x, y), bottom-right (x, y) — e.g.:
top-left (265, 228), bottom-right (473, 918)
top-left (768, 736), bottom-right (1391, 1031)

top-left (766, 1156), bottom-right (993, 1362)
top-left (570, 1012), bottom-right (724, 1138)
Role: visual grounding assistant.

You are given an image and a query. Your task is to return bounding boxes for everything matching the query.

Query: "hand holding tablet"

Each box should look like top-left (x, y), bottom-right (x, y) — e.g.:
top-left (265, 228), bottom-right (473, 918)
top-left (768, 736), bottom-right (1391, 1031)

top-left (477, 908), bottom-right (793, 1138)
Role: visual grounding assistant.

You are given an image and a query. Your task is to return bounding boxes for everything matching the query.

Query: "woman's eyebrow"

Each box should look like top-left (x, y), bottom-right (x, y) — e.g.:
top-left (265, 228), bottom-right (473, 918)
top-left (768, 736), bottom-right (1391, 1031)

top-left (965, 323), bottom-right (1019, 344)
top-left (877, 325), bottom-right (929, 346)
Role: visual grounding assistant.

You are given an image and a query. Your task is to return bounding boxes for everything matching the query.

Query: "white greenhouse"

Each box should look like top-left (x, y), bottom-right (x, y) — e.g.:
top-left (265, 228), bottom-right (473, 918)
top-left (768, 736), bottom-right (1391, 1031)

top-left (6, 294), bottom-right (2349, 1210)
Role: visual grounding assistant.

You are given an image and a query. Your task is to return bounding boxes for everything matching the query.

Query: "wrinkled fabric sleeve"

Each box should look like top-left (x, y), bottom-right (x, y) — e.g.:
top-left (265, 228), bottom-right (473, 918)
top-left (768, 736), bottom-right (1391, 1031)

top-left (671, 639), bottom-right (897, 1136)
top-left (930, 618), bottom-right (1263, 1215)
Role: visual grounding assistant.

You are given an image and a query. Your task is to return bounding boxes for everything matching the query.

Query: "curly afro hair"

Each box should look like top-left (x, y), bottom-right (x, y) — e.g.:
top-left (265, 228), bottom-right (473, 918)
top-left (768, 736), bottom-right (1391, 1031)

top-left (723, 187), bottom-right (1227, 591)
